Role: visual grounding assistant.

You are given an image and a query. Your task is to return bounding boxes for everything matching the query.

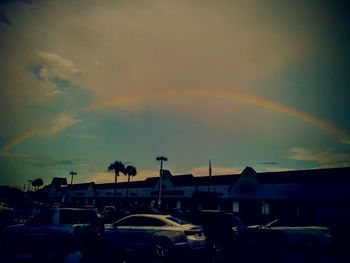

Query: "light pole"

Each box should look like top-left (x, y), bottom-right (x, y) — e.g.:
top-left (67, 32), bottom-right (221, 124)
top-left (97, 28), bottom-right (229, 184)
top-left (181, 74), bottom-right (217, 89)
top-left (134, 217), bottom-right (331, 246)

top-left (156, 156), bottom-right (168, 208)
top-left (69, 171), bottom-right (77, 204)
top-left (27, 180), bottom-right (32, 192)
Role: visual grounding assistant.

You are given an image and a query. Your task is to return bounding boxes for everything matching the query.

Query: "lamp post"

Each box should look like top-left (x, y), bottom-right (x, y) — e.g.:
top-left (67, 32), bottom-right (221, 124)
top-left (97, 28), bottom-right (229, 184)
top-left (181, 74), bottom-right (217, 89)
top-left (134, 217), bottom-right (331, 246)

top-left (156, 156), bottom-right (167, 208)
top-left (68, 171), bottom-right (77, 204)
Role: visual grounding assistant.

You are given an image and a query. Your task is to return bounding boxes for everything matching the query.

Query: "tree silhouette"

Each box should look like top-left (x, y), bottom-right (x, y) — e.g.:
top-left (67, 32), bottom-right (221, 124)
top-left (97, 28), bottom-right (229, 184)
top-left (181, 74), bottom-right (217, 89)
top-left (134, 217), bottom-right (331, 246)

top-left (125, 165), bottom-right (137, 203)
top-left (31, 178), bottom-right (44, 192)
top-left (108, 161), bottom-right (126, 202)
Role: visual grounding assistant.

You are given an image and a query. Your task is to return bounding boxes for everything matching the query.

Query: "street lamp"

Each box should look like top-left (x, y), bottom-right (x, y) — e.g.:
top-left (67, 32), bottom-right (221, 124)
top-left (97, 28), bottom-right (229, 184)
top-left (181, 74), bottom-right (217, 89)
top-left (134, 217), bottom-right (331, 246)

top-left (156, 156), bottom-right (168, 208)
top-left (68, 171), bottom-right (77, 204)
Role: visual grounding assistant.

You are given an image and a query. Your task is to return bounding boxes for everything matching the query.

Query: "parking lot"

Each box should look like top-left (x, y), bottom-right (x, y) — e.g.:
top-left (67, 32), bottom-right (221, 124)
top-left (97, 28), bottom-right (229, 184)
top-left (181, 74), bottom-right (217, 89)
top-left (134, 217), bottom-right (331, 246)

top-left (1, 205), bottom-right (348, 263)
top-left (8, 245), bottom-right (340, 263)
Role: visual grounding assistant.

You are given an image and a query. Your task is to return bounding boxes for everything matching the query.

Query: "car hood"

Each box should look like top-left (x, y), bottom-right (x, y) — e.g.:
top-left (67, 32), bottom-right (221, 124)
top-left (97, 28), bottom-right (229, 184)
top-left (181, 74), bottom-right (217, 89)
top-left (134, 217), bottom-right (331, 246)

top-left (269, 226), bottom-right (329, 231)
top-left (2, 224), bottom-right (26, 233)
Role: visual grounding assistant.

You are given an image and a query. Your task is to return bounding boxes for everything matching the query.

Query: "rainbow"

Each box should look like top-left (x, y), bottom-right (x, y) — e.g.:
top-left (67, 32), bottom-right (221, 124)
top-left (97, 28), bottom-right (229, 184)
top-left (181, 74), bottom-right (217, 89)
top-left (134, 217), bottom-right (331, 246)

top-left (0, 128), bottom-right (38, 155)
top-left (89, 88), bottom-right (348, 139)
top-left (1, 89), bottom-right (347, 155)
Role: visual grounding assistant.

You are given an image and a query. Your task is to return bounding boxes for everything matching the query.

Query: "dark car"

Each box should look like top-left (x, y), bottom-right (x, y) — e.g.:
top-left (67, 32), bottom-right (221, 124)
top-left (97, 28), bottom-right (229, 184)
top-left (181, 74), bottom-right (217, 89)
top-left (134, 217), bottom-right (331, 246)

top-left (158, 207), bottom-right (186, 219)
top-left (245, 219), bottom-right (332, 250)
top-left (182, 210), bottom-right (246, 253)
top-left (1, 207), bottom-right (103, 263)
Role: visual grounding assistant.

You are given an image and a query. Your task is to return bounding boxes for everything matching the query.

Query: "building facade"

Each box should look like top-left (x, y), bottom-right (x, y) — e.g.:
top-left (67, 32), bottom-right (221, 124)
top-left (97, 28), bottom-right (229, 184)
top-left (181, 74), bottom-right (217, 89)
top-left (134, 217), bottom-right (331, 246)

top-left (48, 167), bottom-right (350, 224)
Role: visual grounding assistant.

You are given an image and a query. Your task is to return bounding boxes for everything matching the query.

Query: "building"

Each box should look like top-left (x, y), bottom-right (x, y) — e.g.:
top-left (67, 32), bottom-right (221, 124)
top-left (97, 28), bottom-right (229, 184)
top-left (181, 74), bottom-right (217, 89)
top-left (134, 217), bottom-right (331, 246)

top-left (47, 177), bottom-right (67, 202)
top-left (47, 167), bottom-right (350, 224)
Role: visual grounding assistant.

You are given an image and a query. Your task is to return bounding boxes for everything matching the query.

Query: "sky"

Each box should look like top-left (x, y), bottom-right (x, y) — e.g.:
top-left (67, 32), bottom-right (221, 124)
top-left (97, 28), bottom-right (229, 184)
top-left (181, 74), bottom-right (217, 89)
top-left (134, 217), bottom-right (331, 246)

top-left (0, 0), bottom-right (349, 187)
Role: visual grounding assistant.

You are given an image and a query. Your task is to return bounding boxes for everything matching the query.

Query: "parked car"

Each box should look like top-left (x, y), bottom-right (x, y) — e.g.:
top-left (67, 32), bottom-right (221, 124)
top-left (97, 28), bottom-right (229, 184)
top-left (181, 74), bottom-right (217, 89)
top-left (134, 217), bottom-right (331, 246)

top-left (0, 202), bottom-right (15, 228)
top-left (159, 208), bottom-right (186, 219)
top-left (181, 210), bottom-right (247, 254)
top-left (245, 219), bottom-right (332, 250)
top-left (104, 213), bottom-right (207, 260)
top-left (0, 207), bottom-right (103, 263)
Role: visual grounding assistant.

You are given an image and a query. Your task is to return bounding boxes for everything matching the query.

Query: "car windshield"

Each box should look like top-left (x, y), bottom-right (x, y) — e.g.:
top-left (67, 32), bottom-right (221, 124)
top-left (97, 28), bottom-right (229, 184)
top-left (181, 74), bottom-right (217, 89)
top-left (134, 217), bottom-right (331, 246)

top-left (166, 216), bottom-right (190, 225)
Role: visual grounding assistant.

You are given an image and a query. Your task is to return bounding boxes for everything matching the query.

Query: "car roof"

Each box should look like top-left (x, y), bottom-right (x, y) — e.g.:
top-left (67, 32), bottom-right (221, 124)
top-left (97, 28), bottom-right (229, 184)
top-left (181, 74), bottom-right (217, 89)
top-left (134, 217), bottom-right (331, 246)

top-left (115, 213), bottom-right (190, 226)
top-left (122, 213), bottom-right (171, 219)
top-left (116, 213), bottom-right (175, 223)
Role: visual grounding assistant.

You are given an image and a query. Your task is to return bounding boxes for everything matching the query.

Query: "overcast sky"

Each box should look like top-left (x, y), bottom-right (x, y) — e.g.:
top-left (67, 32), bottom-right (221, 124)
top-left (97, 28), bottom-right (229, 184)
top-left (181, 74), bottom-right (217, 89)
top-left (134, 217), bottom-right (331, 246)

top-left (0, 0), bottom-right (349, 186)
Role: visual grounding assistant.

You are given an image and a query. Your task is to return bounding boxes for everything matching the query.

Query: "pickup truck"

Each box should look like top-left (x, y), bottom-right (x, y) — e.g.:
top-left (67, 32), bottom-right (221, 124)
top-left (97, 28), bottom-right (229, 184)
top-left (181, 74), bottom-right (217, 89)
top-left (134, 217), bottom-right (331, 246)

top-left (0, 207), bottom-right (103, 263)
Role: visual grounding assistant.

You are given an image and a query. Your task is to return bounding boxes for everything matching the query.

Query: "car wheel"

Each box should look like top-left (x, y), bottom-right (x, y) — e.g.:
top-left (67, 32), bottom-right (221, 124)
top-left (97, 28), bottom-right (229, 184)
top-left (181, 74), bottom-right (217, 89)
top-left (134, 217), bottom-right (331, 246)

top-left (47, 242), bottom-right (69, 263)
top-left (154, 238), bottom-right (172, 260)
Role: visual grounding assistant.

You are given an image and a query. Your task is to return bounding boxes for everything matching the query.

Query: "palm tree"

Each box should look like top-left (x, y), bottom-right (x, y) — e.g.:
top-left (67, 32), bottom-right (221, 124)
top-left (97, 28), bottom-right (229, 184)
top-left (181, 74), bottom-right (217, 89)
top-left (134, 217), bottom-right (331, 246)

top-left (31, 178), bottom-right (44, 191)
top-left (125, 165), bottom-right (137, 203)
top-left (108, 161), bottom-right (126, 202)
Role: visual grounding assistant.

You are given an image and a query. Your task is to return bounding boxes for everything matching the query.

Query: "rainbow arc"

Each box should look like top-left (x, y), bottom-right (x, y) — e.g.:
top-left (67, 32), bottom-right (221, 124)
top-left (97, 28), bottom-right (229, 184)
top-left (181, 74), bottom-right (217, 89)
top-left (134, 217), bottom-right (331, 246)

top-left (1, 89), bottom-right (348, 154)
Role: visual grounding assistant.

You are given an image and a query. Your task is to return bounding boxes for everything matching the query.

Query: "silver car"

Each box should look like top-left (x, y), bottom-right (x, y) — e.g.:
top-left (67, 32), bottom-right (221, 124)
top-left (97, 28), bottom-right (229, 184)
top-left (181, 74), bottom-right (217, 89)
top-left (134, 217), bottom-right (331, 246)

top-left (104, 214), bottom-right (207, 259)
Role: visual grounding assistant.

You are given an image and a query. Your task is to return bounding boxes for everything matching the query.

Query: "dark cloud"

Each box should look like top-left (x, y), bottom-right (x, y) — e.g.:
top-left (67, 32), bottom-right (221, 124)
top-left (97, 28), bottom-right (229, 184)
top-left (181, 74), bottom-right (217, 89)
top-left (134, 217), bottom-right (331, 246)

top-left (26, 158), bottom-right (89, 168)
top-left (260, 161), bottom-right (279, 165)
top-left (0, 153), bottom-right (89, 168)
top-left (0, 14), bottom-right (12, 25)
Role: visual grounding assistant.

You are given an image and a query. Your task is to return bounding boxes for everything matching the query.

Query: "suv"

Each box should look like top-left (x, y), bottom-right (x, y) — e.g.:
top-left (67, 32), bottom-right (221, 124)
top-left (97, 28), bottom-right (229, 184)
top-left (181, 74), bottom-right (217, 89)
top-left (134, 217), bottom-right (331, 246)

top-left (183, 210), bottom-right (246, 253)
top-left (1, 207), bottom-right (103, 262)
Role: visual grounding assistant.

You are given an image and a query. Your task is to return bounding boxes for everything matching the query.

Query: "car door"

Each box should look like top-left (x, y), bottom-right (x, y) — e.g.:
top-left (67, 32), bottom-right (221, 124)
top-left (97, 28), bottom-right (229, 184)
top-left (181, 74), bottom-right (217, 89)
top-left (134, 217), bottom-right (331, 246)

top-left (126, 217), bottom-right (167, 251)
top-left (106, 216), bottom-right (166, 252)
top-left (106, 217), bottom-right (141, 249)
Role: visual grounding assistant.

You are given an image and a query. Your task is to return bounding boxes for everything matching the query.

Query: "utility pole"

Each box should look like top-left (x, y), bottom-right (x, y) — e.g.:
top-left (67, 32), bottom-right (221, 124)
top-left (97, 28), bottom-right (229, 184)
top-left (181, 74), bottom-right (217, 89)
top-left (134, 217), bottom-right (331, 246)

top-left (156, 156), bottom-right (168, 208)
top-left (69, 171), bottom-right (77, 204)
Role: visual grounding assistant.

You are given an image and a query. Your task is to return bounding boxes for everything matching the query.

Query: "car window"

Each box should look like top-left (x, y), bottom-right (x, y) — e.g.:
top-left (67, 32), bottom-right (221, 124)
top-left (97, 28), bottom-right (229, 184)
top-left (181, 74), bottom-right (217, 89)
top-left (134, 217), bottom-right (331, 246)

top-left (59, 209), bottom-right (98, 224)
top-left (117, 216), bottom-right (166, 226)
top-left (28, 209), bottom-right (55, 226)
top-left (166, 216), bottom-right (189, 225)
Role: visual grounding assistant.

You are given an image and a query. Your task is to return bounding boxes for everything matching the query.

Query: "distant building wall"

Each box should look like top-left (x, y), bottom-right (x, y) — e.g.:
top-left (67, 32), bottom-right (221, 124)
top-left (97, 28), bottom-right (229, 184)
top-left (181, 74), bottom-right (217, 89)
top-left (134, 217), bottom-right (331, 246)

top-left (46, 167), bottom-right (350, 224)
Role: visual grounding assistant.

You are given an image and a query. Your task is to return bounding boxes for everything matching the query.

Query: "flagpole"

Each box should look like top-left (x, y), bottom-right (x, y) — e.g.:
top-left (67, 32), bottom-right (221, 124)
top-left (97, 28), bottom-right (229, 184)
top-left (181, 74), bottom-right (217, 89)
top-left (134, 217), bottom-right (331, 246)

top-left (208, 159), bottom-right (212, 193)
